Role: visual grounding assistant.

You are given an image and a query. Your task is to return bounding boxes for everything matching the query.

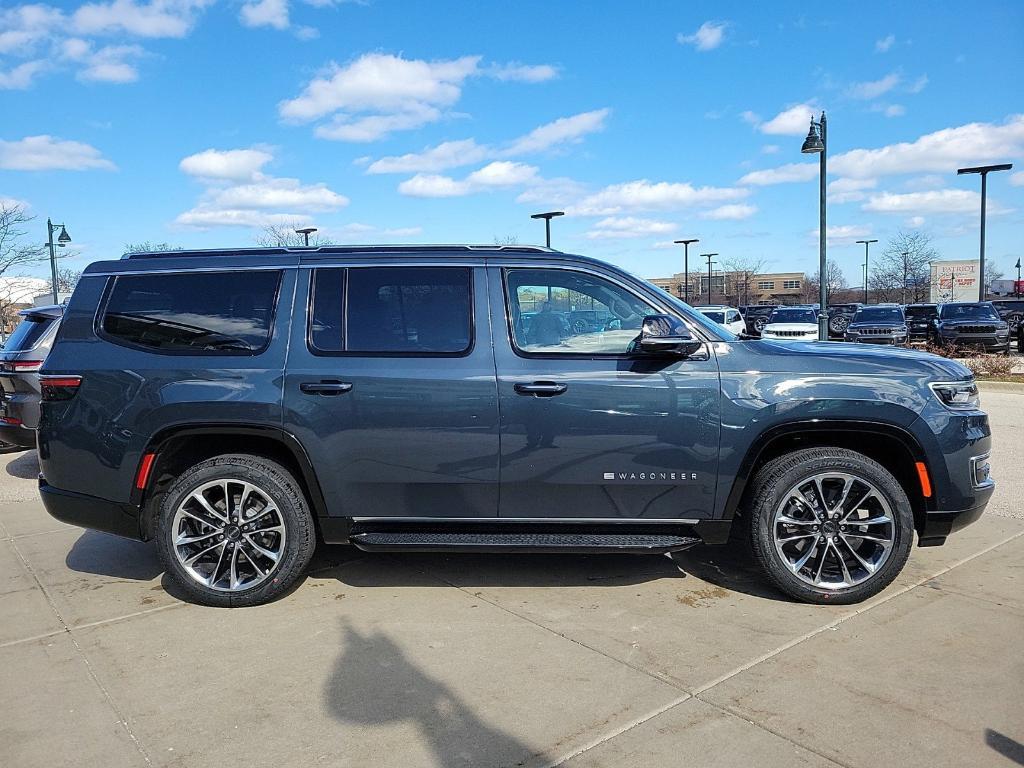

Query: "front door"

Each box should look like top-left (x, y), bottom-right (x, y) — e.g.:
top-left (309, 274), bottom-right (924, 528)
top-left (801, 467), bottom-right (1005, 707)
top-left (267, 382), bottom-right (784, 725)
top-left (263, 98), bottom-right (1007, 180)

top-left (284, 263), bottom-right (499, 519)
top-left (490, 265), bottom-right (721, 521)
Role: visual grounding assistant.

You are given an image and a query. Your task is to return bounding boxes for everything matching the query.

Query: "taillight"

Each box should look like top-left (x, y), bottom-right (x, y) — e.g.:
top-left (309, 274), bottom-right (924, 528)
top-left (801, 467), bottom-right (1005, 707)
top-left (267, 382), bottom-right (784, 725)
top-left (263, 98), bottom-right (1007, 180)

top-left (1, 360), bottom-right (43, 372)
top-left (40, 375), bottom-right (82, 402)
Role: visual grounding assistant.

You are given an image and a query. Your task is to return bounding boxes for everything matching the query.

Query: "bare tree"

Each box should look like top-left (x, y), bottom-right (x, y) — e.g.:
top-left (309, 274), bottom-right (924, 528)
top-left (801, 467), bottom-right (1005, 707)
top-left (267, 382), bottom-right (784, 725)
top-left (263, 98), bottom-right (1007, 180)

top-left (804, 261), bottom-right (848, 305)
top-left (0, 202), bottom-right (47, 279)
top-left (255, 223), bottom-right (334, 247)
top-left (984, 259), bottom-right (1004, 298)
top-left (494, 234), bottom-right (519, 246)
top-left (870, 231), bottom-right (937, 304)
top-left (720, 254), bottom-right (769, 307)
top-left (49, 267), bottom-right (82, 294)
top-left (124, 241), bottom-right (181, 254)
top-left (0, 277), bottom-right (44, 337)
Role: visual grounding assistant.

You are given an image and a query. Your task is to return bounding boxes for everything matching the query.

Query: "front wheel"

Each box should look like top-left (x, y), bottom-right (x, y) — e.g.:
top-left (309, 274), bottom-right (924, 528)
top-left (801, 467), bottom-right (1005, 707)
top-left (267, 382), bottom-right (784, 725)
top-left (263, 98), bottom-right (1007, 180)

top-left (156, 454), bottom-right (316, 607)
top-left (746, 447), bottom-right (913, 604)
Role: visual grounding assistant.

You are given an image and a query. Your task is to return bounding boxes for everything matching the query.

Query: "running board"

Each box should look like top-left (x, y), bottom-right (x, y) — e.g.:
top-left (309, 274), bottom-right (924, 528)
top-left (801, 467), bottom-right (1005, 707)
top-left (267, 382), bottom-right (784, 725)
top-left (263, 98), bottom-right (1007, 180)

top-left (349, 531), bottom-right (700, 554)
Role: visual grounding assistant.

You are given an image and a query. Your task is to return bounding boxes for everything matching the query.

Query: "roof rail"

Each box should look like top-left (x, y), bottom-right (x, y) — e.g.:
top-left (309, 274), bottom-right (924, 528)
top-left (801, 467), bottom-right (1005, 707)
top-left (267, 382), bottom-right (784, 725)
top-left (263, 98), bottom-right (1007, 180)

top-left (121, 244), bottom-right (557, 260)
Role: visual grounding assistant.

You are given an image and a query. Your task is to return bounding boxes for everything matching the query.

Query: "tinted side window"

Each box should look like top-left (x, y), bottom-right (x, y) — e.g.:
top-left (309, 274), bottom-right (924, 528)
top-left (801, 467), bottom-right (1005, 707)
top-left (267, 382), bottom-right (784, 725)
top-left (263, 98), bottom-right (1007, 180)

top-left (4, 315), bottom-right (56, 351)
top-left (101, 271), bottom-right (281, 355)
top-left (311, 267), bottom-right (472, 354)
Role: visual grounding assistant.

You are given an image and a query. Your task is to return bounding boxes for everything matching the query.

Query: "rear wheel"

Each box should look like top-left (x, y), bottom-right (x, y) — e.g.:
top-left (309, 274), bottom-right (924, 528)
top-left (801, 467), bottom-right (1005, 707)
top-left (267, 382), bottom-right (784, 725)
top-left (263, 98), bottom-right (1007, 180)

top-left (156, 454), bottom-right (316, 607)
top-left (747, 447), bottom-right (913, 604)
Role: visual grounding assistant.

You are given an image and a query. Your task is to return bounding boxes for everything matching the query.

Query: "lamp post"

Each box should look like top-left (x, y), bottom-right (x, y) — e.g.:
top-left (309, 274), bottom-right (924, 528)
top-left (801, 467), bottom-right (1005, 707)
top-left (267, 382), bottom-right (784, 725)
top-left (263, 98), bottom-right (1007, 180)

top-left (800, 111), bottom-right (828, 340)
top-left (956, 163), bottom-right (1012, 301)
top-left (295, 226), bottom-right (317, 246)
top-left (701, 252), bottom-right (718, 304)
top-left (530, 211), bottom-right (564, 248)
top-left (856, 239), bottom-right (877, 304)
top-left (46, 218), bottom-right (71, 304)
top-left (673, 238), bottom-right (699, 303)
top-left (1016, 258), bottom-right (1021, 299)
top-left (901, 251), bottom-right (909, 305)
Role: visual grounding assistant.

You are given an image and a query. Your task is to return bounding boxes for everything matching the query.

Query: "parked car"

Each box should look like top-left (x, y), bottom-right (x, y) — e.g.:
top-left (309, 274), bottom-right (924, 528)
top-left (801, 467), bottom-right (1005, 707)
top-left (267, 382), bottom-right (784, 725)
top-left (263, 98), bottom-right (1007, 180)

top-left (0, 305), bottom-right (63, 449)
top-left (694, 305), bottom-right (745, 334)
top-left (827, 303), bottom-right (861, 338)
top-left (1018, 319), bottom-right (1024, 354)
top-left (739, 304), bottom-right (777, 336)
top-left (991, 298), bottom-right (1024, 334)
top-left (39, 245), bottom-right (992, 607)
top-left (760, 306), bottom-right (819, 341)
top-left (567, 309), bottom-right (618, 335)
top-left (904, 303), bottom-right (939, 341)
top-left (930, 302), bottom-right (1011, 353)
top-left (844, 305), bottom-right (909, 346)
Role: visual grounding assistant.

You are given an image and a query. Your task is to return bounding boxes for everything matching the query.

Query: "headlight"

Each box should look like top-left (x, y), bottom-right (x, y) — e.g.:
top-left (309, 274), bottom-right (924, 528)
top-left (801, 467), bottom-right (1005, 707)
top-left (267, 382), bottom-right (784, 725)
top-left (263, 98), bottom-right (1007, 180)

top-left (929, 380), bottom-right (981, 410)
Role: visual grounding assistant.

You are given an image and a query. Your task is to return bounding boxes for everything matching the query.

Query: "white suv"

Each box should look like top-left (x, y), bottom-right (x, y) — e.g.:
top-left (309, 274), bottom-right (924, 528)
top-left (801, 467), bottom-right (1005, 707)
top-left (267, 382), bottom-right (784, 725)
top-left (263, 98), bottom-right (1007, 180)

top-left (761, 306), bottom-right (819, 340)
top-left (694, 306), bottom-right (745, 335)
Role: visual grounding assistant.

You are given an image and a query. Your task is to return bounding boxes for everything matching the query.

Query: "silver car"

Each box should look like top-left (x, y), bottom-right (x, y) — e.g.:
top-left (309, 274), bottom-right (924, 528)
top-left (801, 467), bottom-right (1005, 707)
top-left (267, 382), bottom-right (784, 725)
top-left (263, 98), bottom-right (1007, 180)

top-left (0, 305), bottom-right (63, 449)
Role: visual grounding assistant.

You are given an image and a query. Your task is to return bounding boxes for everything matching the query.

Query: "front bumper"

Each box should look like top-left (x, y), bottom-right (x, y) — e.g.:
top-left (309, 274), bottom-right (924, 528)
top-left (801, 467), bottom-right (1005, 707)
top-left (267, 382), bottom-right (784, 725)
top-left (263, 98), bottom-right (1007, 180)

top-left (845, 335), bottom-right (908, 345)
top-left (939, 334), bottom-right (1010, 350)
top-left (917, 494), bottom-right (992, 547)
top-left (39, 478), bottom-right (144, 540)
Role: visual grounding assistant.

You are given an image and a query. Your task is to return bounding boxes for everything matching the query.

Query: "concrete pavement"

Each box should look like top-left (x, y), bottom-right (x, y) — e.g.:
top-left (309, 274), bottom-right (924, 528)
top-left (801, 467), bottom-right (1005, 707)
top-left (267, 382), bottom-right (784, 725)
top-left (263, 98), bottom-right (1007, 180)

top-left (2, 395), bottom-right (1022, 768)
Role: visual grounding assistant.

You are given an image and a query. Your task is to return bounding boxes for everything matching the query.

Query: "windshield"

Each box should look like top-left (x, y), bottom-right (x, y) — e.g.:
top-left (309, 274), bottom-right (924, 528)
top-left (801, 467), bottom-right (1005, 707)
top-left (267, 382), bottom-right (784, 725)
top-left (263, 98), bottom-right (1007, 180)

top-left (768, 308), bottom-right (817, 324)
top-left (3, 314), bottom-right (56, 351)
top-left (940, 304), bottom-right (999, 321)
top-left (854, 307), bottom-right (905, 323)
top-left (905, 305), bottom-right (937, 319)
top-left (699, 310), bottom-right (725, 324)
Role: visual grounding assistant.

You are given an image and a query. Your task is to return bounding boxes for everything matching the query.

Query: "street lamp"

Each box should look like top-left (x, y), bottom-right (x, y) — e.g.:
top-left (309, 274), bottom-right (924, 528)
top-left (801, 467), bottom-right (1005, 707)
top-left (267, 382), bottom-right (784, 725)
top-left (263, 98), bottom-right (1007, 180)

top-left (295, 226), bottom-right (317, 246)
top-left (530, 211), bottom-right (564, 248)
top-left (1016, 258), bottom-right (1021, 299)
top-left (673, 238), bottom-right (699, 303)
top-left (46, 218), bottom-right (71, 304)
top-left (801, 111), bottom-right (828, 340)
top-left (701, 252), bottom-right (718, 304)
top-left (956, 163), bottom-right (1012, 301)
top-left (856, 239), bottom-right (877, 304)
top-left (901, 251), bottom-right (909, 305)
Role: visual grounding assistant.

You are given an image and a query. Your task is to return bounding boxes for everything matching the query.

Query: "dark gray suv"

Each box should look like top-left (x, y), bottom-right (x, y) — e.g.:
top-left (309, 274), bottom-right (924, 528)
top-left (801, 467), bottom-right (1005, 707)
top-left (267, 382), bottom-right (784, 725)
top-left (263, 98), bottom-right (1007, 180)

top-left (37, 246), bottom-right (993, 607)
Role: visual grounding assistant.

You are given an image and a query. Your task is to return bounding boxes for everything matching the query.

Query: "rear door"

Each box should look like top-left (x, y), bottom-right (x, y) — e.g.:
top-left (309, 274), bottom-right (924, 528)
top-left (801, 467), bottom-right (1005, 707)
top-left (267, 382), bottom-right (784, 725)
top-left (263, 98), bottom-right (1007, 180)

top-left (283, 261), bottom-right (499, 520)
top-left (489, 262), bottom-right (721, 521)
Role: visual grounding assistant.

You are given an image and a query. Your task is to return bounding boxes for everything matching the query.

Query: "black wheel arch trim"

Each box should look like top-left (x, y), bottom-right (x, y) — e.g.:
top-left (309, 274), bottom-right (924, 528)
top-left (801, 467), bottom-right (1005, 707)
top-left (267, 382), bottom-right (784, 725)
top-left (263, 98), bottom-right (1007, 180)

top-left (721, 419), bottom-right (932, 523)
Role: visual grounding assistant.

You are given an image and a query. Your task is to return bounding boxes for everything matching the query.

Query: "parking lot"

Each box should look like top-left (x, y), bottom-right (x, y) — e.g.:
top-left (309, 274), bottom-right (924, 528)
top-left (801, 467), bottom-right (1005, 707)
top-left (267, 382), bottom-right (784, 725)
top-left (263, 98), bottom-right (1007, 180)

top-left (0, 387), bottom-right (1020, 768)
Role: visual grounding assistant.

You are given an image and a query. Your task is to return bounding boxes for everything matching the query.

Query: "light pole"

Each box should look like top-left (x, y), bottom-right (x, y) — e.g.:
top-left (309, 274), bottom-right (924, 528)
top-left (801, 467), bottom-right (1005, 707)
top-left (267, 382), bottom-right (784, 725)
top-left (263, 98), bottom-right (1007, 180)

top-left (46, 218), bottom-right (71, 304)
top-left (673, 238), bottom-right (699, 303)
top-left (957, 163), bottom-right (1012, 300)
top-left (1016, 258), bottom-right (1021, 299)
top-left (856, 239), bottom-right (877, 304)
top-left (530, 211), bottom-right (564, 248)
top-left (295, 226), bottom-right (317, 246)
top-left (801, 111), bottom-right (828, 340)
top-left (901, 251), bottom-right (909, 305)
top-left (701, 252), bottom-right (718, 304)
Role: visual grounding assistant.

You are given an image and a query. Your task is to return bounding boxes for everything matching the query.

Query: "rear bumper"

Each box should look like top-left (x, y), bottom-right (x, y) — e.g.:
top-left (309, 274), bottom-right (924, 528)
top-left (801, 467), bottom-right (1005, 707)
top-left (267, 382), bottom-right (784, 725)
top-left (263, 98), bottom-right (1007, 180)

top-left (0, 423), bottom-right (37, 448)
top-left (39, 479), bottom-right (143, 540)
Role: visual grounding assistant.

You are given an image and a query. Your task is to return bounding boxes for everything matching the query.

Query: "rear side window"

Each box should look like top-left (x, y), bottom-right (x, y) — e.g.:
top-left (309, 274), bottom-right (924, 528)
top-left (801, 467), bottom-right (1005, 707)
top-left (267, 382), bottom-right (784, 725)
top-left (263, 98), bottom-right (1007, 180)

top-left (100, 271), bottom-right (281, 355)
top-left (4, 314), bottom-right (55, 351)
top-left (310, 267), bottom-right (472, 355)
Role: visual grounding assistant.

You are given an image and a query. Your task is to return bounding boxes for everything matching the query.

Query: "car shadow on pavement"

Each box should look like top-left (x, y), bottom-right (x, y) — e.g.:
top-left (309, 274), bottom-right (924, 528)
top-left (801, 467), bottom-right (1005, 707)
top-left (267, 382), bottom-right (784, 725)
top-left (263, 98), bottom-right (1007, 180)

top-left (5, 449), bottom-right (39, 479)
top-left (985, 729), bottom-right (1024, 766)
top-left (66, 530), bottom-right (163, 581)
top-left (325, 621), bottom-right (538, 767)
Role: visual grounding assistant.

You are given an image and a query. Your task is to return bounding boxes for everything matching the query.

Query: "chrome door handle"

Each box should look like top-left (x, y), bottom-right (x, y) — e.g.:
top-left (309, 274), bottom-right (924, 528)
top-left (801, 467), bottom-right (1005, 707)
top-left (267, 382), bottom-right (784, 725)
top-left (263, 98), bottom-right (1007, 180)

top-left (300, 381), bottom-right (353, 396)
top-left (514, 381), bottom-right (568, 397)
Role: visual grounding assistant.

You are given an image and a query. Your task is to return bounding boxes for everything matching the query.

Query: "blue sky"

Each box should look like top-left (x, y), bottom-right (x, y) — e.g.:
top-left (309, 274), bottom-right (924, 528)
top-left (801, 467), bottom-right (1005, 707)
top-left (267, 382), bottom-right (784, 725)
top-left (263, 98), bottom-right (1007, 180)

top-left (2, 0), bottom-right (1023, 286)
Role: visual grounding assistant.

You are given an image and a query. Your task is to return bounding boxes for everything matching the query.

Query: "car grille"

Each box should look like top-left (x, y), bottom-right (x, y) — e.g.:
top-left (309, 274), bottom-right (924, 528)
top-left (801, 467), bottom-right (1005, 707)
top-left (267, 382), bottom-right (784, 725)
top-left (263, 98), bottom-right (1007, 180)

top-left (859, 327), bottom-right (898, 335)
top-left (772, 330), bottom-right (811, 337)
top-left (953, 325), bottom-right (996, 334)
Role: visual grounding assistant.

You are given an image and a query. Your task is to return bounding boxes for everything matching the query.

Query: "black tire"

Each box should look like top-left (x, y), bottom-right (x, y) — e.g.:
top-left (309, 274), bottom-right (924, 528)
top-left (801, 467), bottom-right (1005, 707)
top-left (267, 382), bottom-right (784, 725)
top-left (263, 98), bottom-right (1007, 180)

top-left (156, 454), bottom-right (316, 607)
top-left (746, 447), bottom-right (913, 604)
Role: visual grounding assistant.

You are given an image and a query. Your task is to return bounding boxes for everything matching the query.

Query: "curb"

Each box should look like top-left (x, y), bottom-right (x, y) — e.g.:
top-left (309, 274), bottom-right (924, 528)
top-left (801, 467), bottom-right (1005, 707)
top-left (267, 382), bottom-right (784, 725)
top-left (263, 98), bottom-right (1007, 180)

top-left (977, 380), bottom-right (1024, 394)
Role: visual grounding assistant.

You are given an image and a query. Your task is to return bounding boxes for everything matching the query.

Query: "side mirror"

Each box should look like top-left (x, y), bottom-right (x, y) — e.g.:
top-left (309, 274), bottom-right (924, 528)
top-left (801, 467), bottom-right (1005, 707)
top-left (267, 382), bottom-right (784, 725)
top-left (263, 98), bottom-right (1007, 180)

top-left (637, 314), bottom-right (703, 357)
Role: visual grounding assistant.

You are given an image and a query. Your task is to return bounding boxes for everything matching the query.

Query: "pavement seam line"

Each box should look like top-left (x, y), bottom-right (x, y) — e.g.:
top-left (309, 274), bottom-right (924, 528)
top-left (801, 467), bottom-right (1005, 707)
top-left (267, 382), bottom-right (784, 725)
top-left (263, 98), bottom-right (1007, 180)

top-left (544, 528), bottom-right (1024, 767)
top-left (8, 538), bottom-right (155, 768)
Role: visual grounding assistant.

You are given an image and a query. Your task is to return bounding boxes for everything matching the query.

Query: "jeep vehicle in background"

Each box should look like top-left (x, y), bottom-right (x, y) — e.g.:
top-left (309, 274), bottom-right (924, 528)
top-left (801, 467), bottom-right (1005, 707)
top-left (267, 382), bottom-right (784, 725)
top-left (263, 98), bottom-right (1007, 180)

top-left (0, 305), bottom-right (63, 449)
top-left (991, 298), bottom-right (1024, 334)
top-left (694, 305), bottom-right (745, 334)
top-left (739, 304), bottom-right (776, 336)
top-left (827, 303), bottom-right (861, 339)
top-left (844, 305), bottom-right (909, 346)
top-left (760, 306), bottom-right (819, 341)
top-left (904, 303), bottom-right (939, 342)
top-left (38, 246), bottom-right (993, 608)
top-left (930, 302), bottom-right (1011, 353)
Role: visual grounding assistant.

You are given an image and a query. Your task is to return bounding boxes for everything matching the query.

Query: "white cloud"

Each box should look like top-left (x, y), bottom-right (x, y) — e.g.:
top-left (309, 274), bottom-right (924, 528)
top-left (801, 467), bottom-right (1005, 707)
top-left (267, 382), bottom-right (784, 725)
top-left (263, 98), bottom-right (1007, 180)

top-left (514, 177), bottom-right (588, 207)
top-left (61, 39), bottom-right (145, 82)
top-left (0, 60), bottom-right (46, 89)
top-left (758, 103), bottom-right (816, 135)
top-left (699, 203), bottom-right (757, 221)
top-left (906, 216), bottom-right (926, 227)
top-left (210, 177), bottom-right (348, 211)
top-left (397, 161), bottom-right (539, 197)
top-left (677, 21), bottom-right (728, 51)
top-left (875, 34), bottom-right (895, 52)
top-left (239, 0), bottom-right (289, 29)
top-left (314, 105), bottom-right (442, 142)
top-left (812, 224), bottom-right (872, 246)
top-left (881, 104), bottom-right (905, 118)
top-left (569, 179), bottom-right (749, 216)
top-left (366, 109), bottom-right (609, 173)
top-left (489, 62), bottom-right (558, 82)
top-left (179, 148), bottom-right (274, 181)
top-left (1010, 172), bottom-right (1024, 187)
top-left (761, 144), bottom-right (780, 154)
top-left (72, 0), bottom-right (211, 39)
top-left (175, 209), bottom-right (314, 229)
top-left (847, 72), bottom-right (901, 100)
top-left (862, 189), bottom-right (992, 215)
top-left (907, 75), bottom-right (928, 93)
top-left (584, 216), bottom-right (677, 240)
top-left (0, 4), bottom-right (63, 55)
top-left (739, 163), bottom-right (818, 186)
top-left (397, 174), bottom-right (470, 198)
top-left (740, 110), bottom-right (761, 126)
top-left (0, 135), bottom-right (115, 171)
top-left (828, 177), bottom-right (877, 203)
top-left (465, 161), bottom-right (538, 187)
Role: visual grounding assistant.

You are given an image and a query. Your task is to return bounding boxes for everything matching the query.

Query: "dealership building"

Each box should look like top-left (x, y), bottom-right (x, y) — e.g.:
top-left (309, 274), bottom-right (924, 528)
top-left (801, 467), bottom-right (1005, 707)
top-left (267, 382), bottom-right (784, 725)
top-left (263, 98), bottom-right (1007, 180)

top-left (649, 271), bottom-right (805, 306)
